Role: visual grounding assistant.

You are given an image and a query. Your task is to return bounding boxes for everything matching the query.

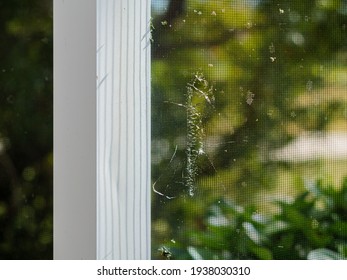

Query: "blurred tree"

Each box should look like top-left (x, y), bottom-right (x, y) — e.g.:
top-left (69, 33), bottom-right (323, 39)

top-left (151, 0), bottom-right (347, 258)
top-left (0, 0), bottom-right (52, 259)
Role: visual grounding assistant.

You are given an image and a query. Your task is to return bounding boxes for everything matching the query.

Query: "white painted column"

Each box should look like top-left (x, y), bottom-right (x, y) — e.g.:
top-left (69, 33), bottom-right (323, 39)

top-left (54, 0), bottom-right (97, 260)
top-left (97, 0), bottom-right (151, 259)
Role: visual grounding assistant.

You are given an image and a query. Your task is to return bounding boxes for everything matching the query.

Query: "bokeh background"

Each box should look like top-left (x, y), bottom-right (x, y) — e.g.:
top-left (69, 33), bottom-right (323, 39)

top-left (0, 1), bottom-right (52, 259)
top-left (151, 0), bottom-right (347, 259)
top-left (1, 0), bottom-right (346, 260)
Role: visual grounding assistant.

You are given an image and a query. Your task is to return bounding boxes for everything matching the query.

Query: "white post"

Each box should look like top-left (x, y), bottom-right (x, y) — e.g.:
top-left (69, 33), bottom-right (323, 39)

top-left (54, 0), bottom-right (151, 260)
top-left (97, 0), bottom-right (151, 259)
top-left (54, 0), bottom-right (97, 259)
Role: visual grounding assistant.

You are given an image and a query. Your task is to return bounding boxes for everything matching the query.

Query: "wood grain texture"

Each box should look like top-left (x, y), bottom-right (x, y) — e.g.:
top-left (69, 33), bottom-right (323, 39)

top-left (97, 0), bottom-right (151, 260)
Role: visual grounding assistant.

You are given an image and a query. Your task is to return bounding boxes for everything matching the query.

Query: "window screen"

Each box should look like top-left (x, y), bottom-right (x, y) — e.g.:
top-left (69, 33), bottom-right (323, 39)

top-left (151, 0), bottom-right (347, 260)
top-left (0, 1), bottom-right (53, 259)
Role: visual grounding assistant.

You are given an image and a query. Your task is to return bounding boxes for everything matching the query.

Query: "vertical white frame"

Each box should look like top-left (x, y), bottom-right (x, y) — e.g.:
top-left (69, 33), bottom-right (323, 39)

top-left (97, 0), bottom-right (151, 260)
top-left (54, 0), bottom-right (151, 259)
top-left (54, 0), bottom-right (97, 259)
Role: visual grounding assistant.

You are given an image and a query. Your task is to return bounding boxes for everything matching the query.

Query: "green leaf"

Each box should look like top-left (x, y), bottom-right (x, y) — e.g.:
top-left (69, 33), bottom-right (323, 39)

top-left (331, 221), bottom-right (347, 238)
top-left (307, 248), bottom-right (344, 260)
top-left (251, 246), bottom-right (273, 260)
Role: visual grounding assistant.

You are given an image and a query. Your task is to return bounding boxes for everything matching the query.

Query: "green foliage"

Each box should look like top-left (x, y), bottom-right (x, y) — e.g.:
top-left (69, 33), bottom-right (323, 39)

top-left (0, 1), bottom-right (52, 259)
top-left (151, 0), bottom-right (347, 259)
top-left (157, 177), bottom-right (347, 260)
